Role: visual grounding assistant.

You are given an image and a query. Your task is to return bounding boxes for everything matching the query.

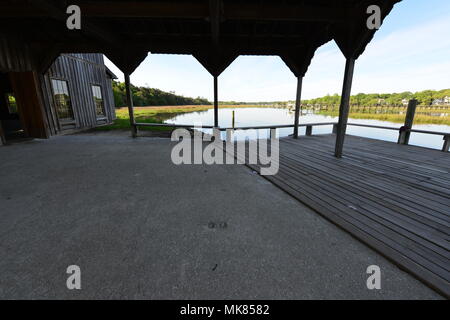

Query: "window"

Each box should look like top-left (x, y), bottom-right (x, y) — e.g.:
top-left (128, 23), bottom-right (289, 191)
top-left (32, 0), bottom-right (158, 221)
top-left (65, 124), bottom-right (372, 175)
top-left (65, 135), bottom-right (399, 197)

top-left (91, 85), bottom-right (105, 117)
top-left (51, 79), bottom-right (74, 121)
top-left (5, 93), bottom-right (17, 114)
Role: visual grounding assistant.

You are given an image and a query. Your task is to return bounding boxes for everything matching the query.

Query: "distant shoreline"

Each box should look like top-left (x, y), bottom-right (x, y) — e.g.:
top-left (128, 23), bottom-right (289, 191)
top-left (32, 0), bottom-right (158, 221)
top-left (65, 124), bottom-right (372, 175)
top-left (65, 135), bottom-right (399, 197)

top-left (117, 104), bottom-right (284, 111)
top-left (103, 105), bottom-right (450, 131)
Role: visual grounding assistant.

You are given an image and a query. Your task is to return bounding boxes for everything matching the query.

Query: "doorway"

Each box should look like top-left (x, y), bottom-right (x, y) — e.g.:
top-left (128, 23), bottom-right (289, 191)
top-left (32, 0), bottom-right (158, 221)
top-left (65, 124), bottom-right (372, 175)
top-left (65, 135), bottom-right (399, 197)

top-left (0, 71), bottom-right (49, 144)
top-left (0, 73), bottom-right (26, 142)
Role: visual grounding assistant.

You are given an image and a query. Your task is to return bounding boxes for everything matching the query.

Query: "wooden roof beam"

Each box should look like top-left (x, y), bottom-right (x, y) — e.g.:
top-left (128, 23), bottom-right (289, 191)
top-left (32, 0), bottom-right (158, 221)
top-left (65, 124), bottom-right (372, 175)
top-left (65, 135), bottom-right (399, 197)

top-left (280, 27), bottom-right (332, 77)
top-left (224, 3), bottom-right (353, 22)
top-left (193, 50), bottom-right (237, 77)
top-left (27, 0), bottom-right (121, 46)
top-left (0, 1), bottom-right (356, 22)
top-left (281, 48), bottom-right (317, 78)
top-left (105, 50), bottom-right (148, 75)
top-left (209, 0), bottom-right (222, 47)
top-left (334, 0), bottom-right (400, 59)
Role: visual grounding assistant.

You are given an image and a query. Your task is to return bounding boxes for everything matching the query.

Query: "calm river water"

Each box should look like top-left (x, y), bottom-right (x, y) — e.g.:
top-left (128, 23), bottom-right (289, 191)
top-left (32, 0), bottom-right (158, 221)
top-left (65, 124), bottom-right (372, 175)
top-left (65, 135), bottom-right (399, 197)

top-left (165, 107), bottom-right (450, 150)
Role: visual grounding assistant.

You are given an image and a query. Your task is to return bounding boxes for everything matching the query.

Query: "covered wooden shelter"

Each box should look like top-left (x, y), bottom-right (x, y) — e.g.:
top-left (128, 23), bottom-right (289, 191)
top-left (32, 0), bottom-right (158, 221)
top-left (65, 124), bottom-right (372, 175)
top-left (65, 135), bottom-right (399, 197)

top-left (0, 0), bottom-right (400, 156)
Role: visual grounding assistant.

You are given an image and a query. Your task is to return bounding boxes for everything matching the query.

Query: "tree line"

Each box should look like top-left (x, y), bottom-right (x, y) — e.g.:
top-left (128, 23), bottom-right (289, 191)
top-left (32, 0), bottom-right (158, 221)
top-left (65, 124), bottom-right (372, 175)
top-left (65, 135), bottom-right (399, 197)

top-left (112, 81), bottom-right (210, 107)
top-left (301, 89), bottom-right (450, 107)
top-left (112, 81), bottom-right (450, 108)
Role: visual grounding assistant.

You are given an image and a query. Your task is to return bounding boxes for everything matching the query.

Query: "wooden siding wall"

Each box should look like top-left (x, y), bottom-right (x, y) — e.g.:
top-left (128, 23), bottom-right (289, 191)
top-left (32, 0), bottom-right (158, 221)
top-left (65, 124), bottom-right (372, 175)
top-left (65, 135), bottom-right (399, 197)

top-left (10, 72), bottom-right (49, 139)
top-left (0, 36), bottom-right (34, 72)
top-left (40, 53), bottom-right (116, 135)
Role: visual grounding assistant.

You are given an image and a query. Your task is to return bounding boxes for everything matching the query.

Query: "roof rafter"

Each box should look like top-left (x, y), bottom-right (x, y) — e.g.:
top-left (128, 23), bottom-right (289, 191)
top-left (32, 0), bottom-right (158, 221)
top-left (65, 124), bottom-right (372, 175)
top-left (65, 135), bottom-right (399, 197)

top-left (0, 1), bottom-right (358, 22)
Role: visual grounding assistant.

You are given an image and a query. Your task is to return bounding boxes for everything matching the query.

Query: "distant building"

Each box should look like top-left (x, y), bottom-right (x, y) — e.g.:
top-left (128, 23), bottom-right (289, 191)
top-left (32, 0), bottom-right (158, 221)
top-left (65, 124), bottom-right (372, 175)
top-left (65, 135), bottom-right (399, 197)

top-left (1, 54), bottom-right (116, 142)
top-left (401, 99), bottom-right (409, 106)
top-left (444, 96), bottom-right (450, 105)
top-left (431, 96), bottom-right (450, 105)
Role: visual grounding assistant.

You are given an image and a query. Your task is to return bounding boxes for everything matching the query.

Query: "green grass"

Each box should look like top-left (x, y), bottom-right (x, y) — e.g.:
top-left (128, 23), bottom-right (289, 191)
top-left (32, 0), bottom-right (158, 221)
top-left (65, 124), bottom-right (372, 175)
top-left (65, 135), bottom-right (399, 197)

top-left (95, 117), bottom-right (172, 131)
top-left (95, 106), bottom-right (206, 131)
top-left (96, 105), bottom-right (268, 131)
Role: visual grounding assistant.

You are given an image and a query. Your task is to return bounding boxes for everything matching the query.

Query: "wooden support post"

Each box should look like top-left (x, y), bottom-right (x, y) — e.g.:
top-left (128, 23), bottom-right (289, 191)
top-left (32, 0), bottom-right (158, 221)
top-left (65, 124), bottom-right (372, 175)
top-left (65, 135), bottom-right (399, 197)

top-left (214, 75), bottom-right (218, 127)
top-left (397, 128), bottom-right (407, 145)
top-left (124, 73), bottom-right (138, 138)
top-left (332, 123), bottom-right (338, 134)
top-left (442, 135), bottom-right (450, 152)
top-left (293, 76), bottom-right (303, 139)
top-left (10, 71), bottom-right (49, 139)
top-left (0, 92), bottom-right (8, 145)
top-left (334, 58), bottom-right (355, 158)
top-left (232, 110), bottom-right (235, 129)
top-left (397, 99), bottom-right (418, 145)
top-left (0, 120), bottom-right (6, 146)
top-left (306, 125), bottom-right (312, 136)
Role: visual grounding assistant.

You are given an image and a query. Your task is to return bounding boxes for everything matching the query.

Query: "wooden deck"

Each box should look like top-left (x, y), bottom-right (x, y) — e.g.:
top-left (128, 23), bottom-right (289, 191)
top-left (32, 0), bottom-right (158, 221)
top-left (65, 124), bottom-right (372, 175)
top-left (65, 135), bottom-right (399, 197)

top-left (244, 134), bottom-right (450, 297)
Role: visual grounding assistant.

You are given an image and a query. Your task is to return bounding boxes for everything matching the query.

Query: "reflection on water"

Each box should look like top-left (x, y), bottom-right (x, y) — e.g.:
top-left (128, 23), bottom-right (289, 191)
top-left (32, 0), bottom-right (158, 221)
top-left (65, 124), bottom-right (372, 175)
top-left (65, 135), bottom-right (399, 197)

top-left (165, 107), bottom-right (450, 150)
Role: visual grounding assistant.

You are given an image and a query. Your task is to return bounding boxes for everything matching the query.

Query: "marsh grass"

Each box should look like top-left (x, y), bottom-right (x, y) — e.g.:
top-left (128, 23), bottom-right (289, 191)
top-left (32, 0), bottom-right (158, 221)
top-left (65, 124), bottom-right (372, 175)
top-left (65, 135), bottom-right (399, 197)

top-left (317, 111), bottom-right (450, 125)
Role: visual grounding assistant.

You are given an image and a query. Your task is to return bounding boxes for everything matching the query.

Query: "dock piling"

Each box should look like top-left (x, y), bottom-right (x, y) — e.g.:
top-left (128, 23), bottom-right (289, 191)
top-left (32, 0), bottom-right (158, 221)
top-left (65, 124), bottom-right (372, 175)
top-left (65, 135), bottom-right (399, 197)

top-left (213, 75), bottom-right (218, 128)
top-left (443, 135), bottom-right (450, 152)
top-left (293, 77), bottom-right (303, 139)
top-left (334, 57), bottom-right (356, 158)
top-left (124, 73), bottom-right (138, 138)
top-left (397, 99), bottom-right (418, 145)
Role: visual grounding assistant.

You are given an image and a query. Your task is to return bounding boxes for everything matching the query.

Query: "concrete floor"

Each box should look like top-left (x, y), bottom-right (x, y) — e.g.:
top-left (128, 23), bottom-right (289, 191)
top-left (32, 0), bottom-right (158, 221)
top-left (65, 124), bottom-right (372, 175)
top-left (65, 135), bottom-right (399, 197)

top-left (0, 134), bottom-right (442, 299)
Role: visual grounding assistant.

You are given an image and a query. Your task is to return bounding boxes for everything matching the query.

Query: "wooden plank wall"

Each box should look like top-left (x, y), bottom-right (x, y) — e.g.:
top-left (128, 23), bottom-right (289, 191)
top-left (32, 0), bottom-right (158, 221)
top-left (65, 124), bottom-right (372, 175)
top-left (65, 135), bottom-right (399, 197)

top-left (0, 118), bottom-right (5, 145)
top-left (0, 36), bottom-right (34, 72)
top-left (40, 53), bottom-right (116, 135)
top-left (9, 71), bottom-right (49, 138)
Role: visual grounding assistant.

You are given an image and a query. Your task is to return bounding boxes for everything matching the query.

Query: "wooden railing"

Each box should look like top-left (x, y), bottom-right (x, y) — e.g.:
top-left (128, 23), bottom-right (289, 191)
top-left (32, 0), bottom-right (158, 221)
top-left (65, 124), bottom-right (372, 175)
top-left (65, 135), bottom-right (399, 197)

top-left (135, 122), bottom-right (215, 129)
top-left (218, 122), bottom-right (336, 131)
top-left (219, 122), bottom-right (450, 152)
top-left (136, 121), bottom-right (449, 152)
top-left (346, 123), bottom-right (449, 152)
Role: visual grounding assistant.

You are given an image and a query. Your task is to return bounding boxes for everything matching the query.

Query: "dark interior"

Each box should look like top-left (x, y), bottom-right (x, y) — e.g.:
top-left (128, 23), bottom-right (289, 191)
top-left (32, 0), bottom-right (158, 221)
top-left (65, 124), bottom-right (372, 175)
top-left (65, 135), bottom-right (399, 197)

top-left (0, 73), bottom-right (26, 141)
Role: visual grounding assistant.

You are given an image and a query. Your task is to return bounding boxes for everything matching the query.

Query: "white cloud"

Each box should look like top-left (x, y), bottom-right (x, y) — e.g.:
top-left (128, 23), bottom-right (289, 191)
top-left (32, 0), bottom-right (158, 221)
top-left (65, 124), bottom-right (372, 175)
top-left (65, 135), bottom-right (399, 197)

top-left (302, 14), bottom-right (450, 98)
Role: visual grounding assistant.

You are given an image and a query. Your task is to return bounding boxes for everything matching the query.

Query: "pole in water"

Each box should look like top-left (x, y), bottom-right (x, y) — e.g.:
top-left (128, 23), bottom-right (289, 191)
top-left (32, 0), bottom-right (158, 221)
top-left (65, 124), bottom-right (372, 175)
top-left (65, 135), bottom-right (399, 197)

top-left (232, 110), bottom-right (235, 129)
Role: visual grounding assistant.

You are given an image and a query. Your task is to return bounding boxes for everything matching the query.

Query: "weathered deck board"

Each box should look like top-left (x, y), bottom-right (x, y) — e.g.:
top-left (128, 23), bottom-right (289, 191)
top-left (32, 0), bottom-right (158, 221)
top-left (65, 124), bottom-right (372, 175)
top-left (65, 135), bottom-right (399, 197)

top-left (239, 134), bottom-right (450, 297)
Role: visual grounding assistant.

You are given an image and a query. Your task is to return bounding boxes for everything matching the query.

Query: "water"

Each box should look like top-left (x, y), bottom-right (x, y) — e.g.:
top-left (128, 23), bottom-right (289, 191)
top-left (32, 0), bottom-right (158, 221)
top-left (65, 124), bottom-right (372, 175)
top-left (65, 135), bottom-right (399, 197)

top-left (165, 107), bottom-right (450, 150)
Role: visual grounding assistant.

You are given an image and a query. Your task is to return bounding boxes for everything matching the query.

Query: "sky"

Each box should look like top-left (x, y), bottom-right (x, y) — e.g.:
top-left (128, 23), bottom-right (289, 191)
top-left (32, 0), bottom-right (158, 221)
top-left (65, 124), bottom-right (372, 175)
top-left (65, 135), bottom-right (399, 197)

top-left (104, 0), bottom-right (450, 102)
